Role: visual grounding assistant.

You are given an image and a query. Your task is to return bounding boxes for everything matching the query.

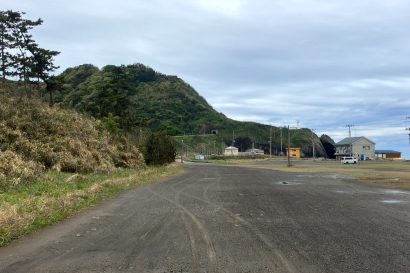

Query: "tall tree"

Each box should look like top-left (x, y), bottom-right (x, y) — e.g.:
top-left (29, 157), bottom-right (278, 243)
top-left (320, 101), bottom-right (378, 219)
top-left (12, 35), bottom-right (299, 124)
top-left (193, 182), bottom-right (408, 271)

top-left (0, 10), bottom-right (20, 80)
top-left (11, 12), bottom-right (42, 82)
top-left (29, 46), bottom-right (60, 82)
top-left (0, 10), bottom-right (59, 83)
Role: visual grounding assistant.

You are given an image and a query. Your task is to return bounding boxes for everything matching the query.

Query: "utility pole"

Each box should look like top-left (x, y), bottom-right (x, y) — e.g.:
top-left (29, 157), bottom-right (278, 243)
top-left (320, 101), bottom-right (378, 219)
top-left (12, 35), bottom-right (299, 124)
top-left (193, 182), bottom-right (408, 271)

top-left (346, 124), bottom-right (355, 138)
top-left (311, 129), bottom-right (316, 159)
top-left (280, 127), bottom-right (283, 156)
top-left (269, 125), bottom-right (272, 158)
top-left (181, 139), bottom-right (184, 163)
top-left (406, 117), bottom-right (410, 154)
top-left (287, 125), bottom-right (291, 167)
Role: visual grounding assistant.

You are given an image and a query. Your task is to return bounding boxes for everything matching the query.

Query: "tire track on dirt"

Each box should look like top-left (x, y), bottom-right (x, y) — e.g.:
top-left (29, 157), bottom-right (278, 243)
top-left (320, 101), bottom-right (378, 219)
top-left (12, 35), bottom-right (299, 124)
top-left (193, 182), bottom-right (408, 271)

top-left (147, 182), bottom-right (217, 272)
top-left (185, 167), bottom-right (298, 273)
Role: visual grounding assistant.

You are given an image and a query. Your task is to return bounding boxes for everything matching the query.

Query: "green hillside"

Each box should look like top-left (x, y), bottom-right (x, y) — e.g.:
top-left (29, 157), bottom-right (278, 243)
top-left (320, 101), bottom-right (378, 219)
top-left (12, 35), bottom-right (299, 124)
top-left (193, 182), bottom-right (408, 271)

top-left (55, 64), bottom-right (326, 157)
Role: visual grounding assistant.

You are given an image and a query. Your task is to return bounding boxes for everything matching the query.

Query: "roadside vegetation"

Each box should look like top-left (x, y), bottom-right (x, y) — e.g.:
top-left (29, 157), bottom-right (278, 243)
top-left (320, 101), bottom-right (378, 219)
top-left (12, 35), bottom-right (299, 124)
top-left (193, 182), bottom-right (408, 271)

top-left (0, 87), bottom-right (144, 186)
top-left (0, 10), bottom-right (182, 248)
top-left (0, 85), bottom-right (182, 246)
top-left (0, 164), bottom-right (182, 247)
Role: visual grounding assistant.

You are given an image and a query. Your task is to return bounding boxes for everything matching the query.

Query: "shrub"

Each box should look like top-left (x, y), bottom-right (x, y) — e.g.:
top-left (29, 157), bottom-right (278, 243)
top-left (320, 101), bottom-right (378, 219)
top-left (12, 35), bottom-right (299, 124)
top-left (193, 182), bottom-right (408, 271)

top-left (143, 132), bottom-right (176, 165)
top-left (0, 151), bottom-right (44, 188)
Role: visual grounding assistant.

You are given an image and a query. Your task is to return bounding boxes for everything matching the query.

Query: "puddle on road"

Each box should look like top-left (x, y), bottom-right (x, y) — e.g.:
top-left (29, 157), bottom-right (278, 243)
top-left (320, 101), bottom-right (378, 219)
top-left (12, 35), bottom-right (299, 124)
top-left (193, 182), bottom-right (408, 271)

top-left (381, 200), bottom-right (402, 204)
top-left (296, 174), bottom-right (351, 180)
top-left (277, 181), bottom-right (300, 185)
top-left (382, 190), bottom-right (410, 195)
top-left (334, 190), bottom-right (349, 194)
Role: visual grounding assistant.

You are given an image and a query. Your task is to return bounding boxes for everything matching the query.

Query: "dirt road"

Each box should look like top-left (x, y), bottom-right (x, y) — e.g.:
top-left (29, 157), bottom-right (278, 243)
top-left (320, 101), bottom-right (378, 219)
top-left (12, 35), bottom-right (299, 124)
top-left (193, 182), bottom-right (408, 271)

top-left (0, 164), bottom-right (409, 272)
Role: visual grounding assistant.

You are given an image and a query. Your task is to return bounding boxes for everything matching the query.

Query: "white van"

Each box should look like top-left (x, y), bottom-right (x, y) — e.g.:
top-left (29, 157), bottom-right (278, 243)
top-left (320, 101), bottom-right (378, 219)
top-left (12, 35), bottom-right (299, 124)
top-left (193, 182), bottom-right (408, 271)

top-left (341, 157), bottom-right (358, 164)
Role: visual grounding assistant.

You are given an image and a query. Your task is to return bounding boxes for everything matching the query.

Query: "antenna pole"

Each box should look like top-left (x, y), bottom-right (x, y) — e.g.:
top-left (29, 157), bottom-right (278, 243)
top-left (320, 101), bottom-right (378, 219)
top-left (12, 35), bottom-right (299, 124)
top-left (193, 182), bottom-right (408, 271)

top-left (346, 124), bottom-right (355, 138)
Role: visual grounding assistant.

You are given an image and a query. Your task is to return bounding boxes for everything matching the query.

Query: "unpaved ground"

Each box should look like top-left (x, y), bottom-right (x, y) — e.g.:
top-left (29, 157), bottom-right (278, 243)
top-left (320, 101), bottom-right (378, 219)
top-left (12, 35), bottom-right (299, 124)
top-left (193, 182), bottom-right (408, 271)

top-left (223, 158), bottom-right (410, 190)
top-left (0, 164), bottom-right (409, 272)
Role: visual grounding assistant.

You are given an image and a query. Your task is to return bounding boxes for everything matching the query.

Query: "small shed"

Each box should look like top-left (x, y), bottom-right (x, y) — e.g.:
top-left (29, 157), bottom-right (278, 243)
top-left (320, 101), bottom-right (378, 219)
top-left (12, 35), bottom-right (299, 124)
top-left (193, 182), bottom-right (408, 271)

top-left (195, 154), bottom-right (205, 160)
top-left (375, 150), bottom-right (401, 159)
top-left (286, 148), bottom-right (301, 158)
top-left (224, 146), bottom-right (239, 156)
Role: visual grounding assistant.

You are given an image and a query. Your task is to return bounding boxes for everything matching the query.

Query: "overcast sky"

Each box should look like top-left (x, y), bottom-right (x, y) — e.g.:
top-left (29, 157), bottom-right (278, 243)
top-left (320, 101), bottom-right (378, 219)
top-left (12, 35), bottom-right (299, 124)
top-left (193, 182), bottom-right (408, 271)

top-left (3, 0), bottom-right (410, 157)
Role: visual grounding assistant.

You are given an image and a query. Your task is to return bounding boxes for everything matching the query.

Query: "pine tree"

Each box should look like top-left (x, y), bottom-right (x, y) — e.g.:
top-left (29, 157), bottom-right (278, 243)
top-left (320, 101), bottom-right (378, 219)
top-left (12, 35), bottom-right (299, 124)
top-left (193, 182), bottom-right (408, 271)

top-left (11, 12), bottom-right (43, 82)
top-left (0, 10), bottom-right (19, 80)
top-left (29, 46), bottom-right (60, 82)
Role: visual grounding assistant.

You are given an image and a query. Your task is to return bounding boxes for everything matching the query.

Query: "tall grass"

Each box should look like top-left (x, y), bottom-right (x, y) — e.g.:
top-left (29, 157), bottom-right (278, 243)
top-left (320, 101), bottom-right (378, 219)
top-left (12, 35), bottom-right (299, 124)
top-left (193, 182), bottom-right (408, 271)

top-left (0, 84), bottom-right (144, 188)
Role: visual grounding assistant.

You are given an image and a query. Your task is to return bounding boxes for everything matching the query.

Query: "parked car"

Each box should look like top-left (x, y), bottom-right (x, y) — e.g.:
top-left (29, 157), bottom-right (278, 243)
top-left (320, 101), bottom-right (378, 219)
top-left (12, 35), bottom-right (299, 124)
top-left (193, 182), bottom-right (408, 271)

top-left (341, 156), bottom-right (358, 164)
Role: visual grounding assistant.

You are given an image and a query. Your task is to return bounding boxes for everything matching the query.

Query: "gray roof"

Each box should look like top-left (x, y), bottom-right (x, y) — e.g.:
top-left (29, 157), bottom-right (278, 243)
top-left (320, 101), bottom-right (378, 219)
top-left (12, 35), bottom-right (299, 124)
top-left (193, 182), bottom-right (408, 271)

top-left (335, 137), bottom-right (376, 146)
top-left (375, 150), bottom-right (401, 154)
top-left (335, 136), bottom-right (375, 146)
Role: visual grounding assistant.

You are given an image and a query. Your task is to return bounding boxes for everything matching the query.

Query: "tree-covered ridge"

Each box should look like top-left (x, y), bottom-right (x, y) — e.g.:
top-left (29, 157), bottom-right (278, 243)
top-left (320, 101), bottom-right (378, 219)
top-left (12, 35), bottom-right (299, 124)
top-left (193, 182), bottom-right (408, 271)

top-left (56, 63), bottom-right (328, 157)
top-left (56, 63), bottom-right (226, 135)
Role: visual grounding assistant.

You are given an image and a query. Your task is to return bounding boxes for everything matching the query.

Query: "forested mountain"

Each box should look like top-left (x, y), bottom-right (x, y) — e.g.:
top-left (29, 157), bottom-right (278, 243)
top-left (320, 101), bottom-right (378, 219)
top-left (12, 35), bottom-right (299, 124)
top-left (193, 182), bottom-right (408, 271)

top-left (55, 63), bottom-right (327, 157)
top-left (56, 64), bottom-right (225, 135)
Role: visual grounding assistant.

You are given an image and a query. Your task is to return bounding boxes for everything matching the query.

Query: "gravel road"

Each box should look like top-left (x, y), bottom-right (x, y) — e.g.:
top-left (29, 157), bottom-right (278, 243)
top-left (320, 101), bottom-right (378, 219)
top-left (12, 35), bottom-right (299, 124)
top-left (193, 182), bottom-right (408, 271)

top-left (0, 164), bottom-right (409, 273)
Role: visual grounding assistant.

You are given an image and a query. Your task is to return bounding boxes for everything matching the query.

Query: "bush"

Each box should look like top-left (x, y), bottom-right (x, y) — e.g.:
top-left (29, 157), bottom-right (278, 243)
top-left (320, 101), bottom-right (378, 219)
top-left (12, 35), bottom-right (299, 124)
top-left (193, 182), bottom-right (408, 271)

top-left (143, 132), bottom-right (176, 165)
top-left (0, 150), bottom-right (44, 188)
top-left (0, 88), bottom-right (145, 187)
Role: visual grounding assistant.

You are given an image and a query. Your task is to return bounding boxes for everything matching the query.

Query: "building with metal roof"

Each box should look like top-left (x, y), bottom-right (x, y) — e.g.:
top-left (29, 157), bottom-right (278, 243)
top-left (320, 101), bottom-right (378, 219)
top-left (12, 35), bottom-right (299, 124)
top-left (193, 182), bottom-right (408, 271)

top-left (334, 136), bottom-right (375, 160)
top-left (375, 150), bottom-right (401, 159)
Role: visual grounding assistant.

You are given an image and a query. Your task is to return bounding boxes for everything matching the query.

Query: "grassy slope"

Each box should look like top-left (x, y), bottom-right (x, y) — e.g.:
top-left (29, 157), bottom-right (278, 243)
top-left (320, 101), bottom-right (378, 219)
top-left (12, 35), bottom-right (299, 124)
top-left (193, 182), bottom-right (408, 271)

top-left (0, 84), bottom-right (145, 187)
top-left (0, 83), bottom-right (183, 247)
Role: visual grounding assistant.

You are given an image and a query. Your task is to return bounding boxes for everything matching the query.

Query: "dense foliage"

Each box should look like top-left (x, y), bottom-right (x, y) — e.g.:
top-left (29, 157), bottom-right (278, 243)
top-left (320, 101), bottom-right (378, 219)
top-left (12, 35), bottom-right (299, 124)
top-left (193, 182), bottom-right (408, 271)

top-left (56, 64), bottom-right (225, 135)
top-left (143, 132), bottom-right (176, 165)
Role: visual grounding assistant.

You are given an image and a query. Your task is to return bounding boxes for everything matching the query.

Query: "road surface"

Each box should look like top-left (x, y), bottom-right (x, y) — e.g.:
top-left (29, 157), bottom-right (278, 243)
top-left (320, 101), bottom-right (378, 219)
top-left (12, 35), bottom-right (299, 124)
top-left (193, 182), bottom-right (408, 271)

top-left (0, 164), bottom-right (409, 272)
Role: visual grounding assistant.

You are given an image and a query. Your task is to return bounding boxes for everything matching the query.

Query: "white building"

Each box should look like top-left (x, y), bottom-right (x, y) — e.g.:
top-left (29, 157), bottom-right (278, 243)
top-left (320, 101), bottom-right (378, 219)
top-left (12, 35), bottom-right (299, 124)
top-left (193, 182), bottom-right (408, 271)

top-left (224, 146), bottom-right (239, 156)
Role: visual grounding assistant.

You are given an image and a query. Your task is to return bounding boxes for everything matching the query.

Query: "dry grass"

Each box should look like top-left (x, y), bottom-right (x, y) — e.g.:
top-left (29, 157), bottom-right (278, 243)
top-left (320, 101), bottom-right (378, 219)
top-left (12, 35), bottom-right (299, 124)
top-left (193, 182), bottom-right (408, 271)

top-left (0, 87), bottom-right (145, 187)
top-left (0, 163), bottom-right (183, 247)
